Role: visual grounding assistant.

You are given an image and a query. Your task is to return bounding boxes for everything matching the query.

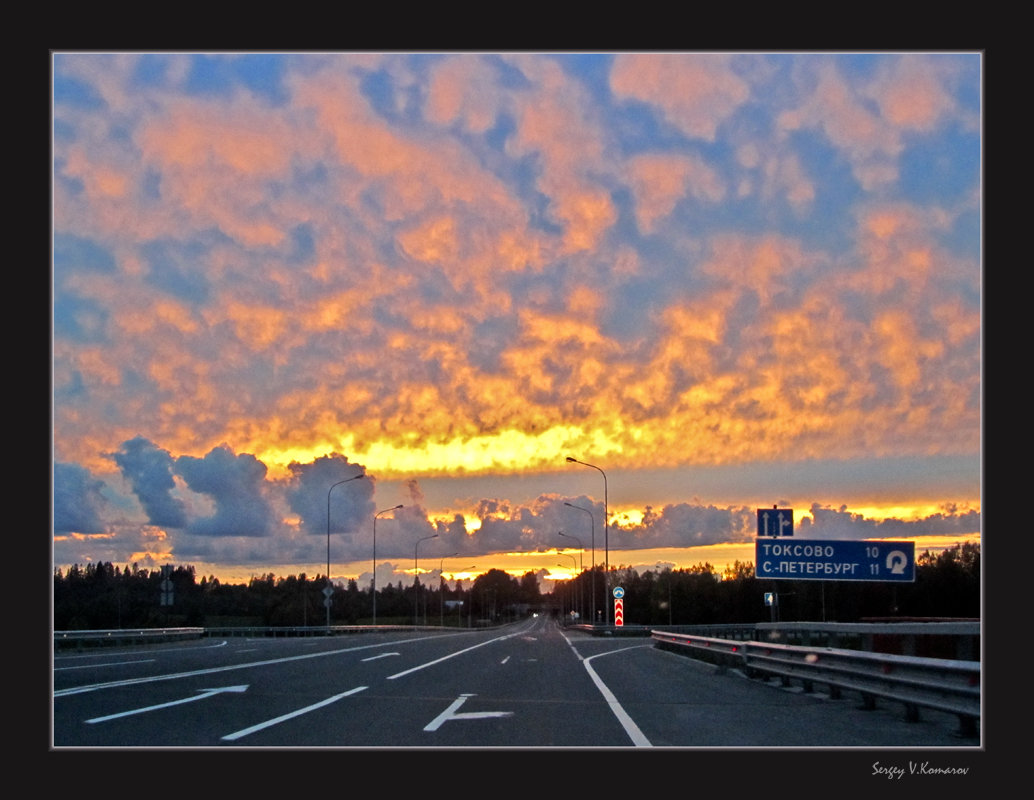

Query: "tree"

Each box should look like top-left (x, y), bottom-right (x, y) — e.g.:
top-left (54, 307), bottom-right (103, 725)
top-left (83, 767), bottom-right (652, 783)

top-left (472, 569), bottom-right (520, 620)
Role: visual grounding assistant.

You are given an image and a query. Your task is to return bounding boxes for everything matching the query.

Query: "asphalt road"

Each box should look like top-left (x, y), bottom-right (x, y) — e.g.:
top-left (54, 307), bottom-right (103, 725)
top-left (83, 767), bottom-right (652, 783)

top-left (52, 615), bottom-right (975, 749)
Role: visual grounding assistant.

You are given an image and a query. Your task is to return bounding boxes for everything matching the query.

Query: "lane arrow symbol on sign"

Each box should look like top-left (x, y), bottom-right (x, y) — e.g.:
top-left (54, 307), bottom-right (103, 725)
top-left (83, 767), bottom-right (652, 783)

top-left (85, 685), bottom-right (249, 724)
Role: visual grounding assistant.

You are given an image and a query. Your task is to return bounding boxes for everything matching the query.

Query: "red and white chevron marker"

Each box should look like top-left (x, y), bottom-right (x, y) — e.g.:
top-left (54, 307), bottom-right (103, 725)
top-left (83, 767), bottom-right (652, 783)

top-left (614, 598), bottom-right (624, 626)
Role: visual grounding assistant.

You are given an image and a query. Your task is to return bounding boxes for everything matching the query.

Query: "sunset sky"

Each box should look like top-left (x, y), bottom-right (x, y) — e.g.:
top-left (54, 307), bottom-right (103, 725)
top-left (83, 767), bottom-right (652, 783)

top-left (52, 51), bottom-right (982, 591)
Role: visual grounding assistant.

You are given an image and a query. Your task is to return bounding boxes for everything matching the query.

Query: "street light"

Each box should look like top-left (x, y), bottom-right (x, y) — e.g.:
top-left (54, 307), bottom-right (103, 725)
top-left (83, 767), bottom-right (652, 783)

top-left (452, 565), bottom-right (476, 628)
top-left (564, 501), bottom-right (596, 624)
top-left (657, 563), bottom-right (673, 626)
top-left (327, 471), bottom-right (365, 628)
top-left (558, 530), bottom-right (583, 622)
top-left (372, 505), bottom-right (403, 626)
top-left (558, 530), bottom-right (583, 571)
top-left (414, 534), bottom-right (438, 625)
top-left (566, 456), bottom-right (609, 626)
top-left (439, 553), bottom-right (458, 626)
top-left (557, 552), bottom-right (580, 622)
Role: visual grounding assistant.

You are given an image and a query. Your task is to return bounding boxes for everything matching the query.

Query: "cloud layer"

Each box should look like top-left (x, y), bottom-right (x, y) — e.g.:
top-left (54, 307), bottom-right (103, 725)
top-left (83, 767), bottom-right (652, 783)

top-left (52, 52), bottom-right (981, 579)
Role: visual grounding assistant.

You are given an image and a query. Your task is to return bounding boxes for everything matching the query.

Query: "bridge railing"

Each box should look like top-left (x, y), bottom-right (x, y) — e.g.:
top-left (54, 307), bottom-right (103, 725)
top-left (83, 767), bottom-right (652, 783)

top-left (651, 629), bottom-right (980, 738)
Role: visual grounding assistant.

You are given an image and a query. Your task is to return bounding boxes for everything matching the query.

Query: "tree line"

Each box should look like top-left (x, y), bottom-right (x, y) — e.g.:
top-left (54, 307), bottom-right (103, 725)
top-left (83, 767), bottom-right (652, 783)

top-left (53, 541), bottom-right (978, 631)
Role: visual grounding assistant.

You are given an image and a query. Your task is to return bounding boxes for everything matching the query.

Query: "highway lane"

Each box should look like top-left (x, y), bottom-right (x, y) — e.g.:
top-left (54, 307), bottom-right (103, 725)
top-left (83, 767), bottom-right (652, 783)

top-left (53, 616), bottom-right (974, 748)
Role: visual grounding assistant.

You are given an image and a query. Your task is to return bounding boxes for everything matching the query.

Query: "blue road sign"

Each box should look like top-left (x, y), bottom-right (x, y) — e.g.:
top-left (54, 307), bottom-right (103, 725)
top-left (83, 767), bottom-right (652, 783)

top-left (755, 539), bottom-right (916, 582)
top-left (757, 507), bottom-right (793, 537)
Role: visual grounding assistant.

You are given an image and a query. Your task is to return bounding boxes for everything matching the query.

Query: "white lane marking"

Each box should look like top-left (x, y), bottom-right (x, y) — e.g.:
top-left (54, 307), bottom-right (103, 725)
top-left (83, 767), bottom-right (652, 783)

top-left (55, 632), bottom-right (464, 697)
top-left (85, 685), bottom-right (249, 724)
top-left (561, 627), bottom-right (653, 748)
top-left (56, 659), bottom-right (155, 671)
top-left (424, 694), bottom-right (513, 731)
top-left (362, 652), bottom-right (400, 661)
top-left (386, 624), bottom-right (533, 680)
top-left (221, 686), bottom-right (367, 741)
top-left (53, 639), bottom-right (227, 663)
top-left (501, 656), bottom-right (511, 664)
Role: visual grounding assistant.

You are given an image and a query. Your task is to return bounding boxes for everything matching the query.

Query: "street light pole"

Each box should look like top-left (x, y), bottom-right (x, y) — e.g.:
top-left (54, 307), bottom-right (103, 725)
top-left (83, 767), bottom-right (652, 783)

top-left (557, 552), bottom-right (579, 623)
top-left (414, 534), bottom-right (438, 625)
top-left (566, 457), bottom-right (608, 626)
top-left (372, 505), bottom-right (403, 626)
top-left (657, 563), bottom-right (673, 625)
top-left (564, 501), bottom-right (596, 624)
top-left (558, 530), bottom-right (583, 620)
top-left (327, 471), bottom-right (365, 628)
top-left (439, 553), bottom-right (458, 626)
top-left (453, 566), bottom-right (475, 628)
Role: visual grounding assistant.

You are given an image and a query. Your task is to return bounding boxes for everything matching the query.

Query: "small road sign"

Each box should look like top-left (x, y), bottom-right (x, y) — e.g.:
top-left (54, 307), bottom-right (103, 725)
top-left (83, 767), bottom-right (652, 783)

top-left (613, 586), bottom-right (624, 599)
top-left (757, 507), bottom-right (793, 537)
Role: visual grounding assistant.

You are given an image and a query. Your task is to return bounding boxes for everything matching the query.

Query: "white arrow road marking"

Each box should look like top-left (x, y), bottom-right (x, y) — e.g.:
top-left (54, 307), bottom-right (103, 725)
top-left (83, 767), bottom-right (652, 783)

top-left (221, 686), bottom-right (367, 742)
top-left (424, 694), bottom-right (513, 731)
top-left (85, 685), bottom-right (249, 724)
top-left (361, 652), bottom-right (400, 661)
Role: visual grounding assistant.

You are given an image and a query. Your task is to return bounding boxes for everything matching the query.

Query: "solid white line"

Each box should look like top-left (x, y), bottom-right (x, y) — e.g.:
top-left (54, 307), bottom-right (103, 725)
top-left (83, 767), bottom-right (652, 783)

top-left (55, 659), bottom-right (155, 672)
top-left (54, 633), bottom-right (459, 697)
top-left (53, 640), bottom-right (227, 662)
top-left (221, 686), bottom-right (367, 741)
top-left (582, 651), bottom-right (652, 747)
top-left (386, 624), bottom-right (531, 680)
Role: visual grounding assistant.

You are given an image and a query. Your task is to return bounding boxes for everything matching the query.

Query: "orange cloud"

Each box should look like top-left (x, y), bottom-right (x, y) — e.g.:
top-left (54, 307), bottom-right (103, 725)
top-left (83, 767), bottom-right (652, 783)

top-left (426, 56), bottom-right (500, 133)
top-left (626, 153), bottom-right (725, 233)
top-left (611, 53), bottom-right (750, 141)
top-left (777, 60), bottom-right (902, 190)
top-left (869, 56), bottom-right (955, 132)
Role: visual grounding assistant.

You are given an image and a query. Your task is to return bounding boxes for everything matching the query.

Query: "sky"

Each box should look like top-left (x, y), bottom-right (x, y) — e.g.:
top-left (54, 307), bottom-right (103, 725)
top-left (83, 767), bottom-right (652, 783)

top-left (51, 51), bottom-right (982, 592)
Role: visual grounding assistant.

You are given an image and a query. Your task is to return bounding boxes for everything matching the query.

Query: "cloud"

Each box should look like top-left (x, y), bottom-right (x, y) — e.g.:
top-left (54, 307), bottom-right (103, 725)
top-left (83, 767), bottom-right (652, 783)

top-left (51, 53), bottom-right (981, 580)
top-left (285, 453), bottom-right (374, 536)
top-left (798, 503), bottom-right (981, 541)
top-left (174, 445), bottom-right (274, 537)
top-left (53, 462), bottom-right (109, 534)
top-left (625, 153), bottom-right (725, 233)
top-left (610, 53), bottom-right (750, 141)
top-left (110, 436), bottom-right (187, 528)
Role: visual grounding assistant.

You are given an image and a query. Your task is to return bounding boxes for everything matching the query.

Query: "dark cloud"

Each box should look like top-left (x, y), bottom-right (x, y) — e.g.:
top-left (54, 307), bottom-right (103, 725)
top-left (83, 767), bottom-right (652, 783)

top-left (799, 503), bottom-right (981, 541)
top-left (174, 445), bottom-right (274, 537)
top-left (610, 503), bottom-right (755, 551)
top-left (111, 436), bottom-right (187, 528)
top-left (285, 454), bottom-right (374, 537)
top-left (53, 462), bottom-right (108, 534)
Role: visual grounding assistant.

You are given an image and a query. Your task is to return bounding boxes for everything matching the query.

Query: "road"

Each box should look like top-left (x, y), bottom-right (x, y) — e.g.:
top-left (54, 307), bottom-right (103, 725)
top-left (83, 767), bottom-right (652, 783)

top-left (53, 615), bottom-right (973, 748)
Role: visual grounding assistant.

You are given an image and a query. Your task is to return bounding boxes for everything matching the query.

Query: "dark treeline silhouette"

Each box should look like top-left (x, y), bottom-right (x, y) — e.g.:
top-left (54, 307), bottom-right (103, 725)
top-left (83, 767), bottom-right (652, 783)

top-left (53, 542), bottom-right (979, 631)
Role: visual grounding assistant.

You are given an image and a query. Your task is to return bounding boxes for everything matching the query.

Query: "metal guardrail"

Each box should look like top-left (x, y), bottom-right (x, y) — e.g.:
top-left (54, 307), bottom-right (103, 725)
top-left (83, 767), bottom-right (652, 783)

top-left (652, 630), bottom-right (980, 738)
top-left (53, 623), bottom-right (456, 648)
top-left (203, 625), bottom-right (422, 638)
top-left (54, 627), bottom-right (205, 649)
